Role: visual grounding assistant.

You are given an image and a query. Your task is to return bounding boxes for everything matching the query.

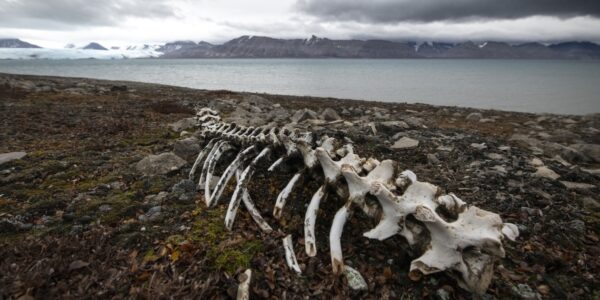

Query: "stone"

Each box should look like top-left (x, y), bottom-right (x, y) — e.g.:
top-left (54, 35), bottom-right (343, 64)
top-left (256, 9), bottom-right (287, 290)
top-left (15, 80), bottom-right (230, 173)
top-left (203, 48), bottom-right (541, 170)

top-left (291, 109), bottom-right (318, 123)
top-left (530, 158), bottom-right (544, 166)
top-left (427, 153), bottom-right (441, 164)
top-left (145, 191), bottom-right (169, 205)
top-left (560, 181), bottom-right (596, 190)
top-left (569, 144), bottom-right (600, 163)
top-left (581, 197), bottom-right (600, 211)
top-left (173, 137), bottom-right (200, 161)
top-left (0, 152), bottom-right (27, 165)
top-left (320, 108), bottom-right (342, 121)
top-left (136, 152), bottom-right (187, 176)
top-left (466, 112), bottom-right (483, 121)
top-left (139, 206), bottom-right (162, 222)
top-left (470, 143), bottom-right (487, 150)
top-left (343, 266), bottom-right (368, 290)
top-left (378, 121), bottom-right (410, 131)
top-left (569, 219), bottom-right (586, 233)
top-left (168, 118), bottom-right (196, 132)
top-left (98, 204), bottom-right (112, 212)
top-left (486, 153), bottom-right (505, 160)
top-left (512, 284), bottom-right (541, 300)
top-left (534, 166), bottom-right (560, 180)
top-left (391, 137), bottom-right (419, 149)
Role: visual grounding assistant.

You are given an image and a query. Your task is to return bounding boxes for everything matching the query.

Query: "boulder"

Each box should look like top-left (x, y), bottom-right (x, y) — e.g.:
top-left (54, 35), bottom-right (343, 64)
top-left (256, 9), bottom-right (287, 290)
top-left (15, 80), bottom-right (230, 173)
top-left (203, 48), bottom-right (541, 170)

top-left (168, 118), bottom-right (196, 132)
top-left (0, 152), bottom-right (26, 165)
top-left (320, 108), bottom-right (342, 121)
top-left (291, 109), bottom-right (318, 123)
top-left (136, 152), bottom-right (186, 175)
top-left (173, 137), bottom-right (201, 161)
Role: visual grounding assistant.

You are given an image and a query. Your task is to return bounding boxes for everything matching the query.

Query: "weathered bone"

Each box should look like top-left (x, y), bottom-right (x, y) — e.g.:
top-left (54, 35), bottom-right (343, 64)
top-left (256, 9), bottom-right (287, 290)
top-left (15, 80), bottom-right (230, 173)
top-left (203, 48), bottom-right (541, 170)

top-left (283, 235), bottom-right (302, 274)
top-left (204, 142), bottom-right (235, 205)
top-left (304, 184), bottom-right (328, 257)
top-left (190, 108), bottom-right (519, 294)
top-left (208, 145), bottom-right (256, 207)
top-left (273, 170), bottom-right (304, 219)
top-left (225, 147), bottom-right (271, 230)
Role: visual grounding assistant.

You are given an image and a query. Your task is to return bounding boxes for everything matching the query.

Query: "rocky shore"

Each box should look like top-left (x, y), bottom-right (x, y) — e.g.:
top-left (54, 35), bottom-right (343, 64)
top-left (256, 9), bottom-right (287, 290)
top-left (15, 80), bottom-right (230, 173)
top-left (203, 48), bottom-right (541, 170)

top-left (0, 73), bottom-right (598, 299)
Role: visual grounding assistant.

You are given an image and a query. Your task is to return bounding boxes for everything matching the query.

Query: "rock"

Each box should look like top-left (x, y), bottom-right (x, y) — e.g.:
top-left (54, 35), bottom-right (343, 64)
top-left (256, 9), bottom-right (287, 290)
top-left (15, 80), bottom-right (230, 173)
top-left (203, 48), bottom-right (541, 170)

top-left (582, 197), bottom-right (600, 211)
top-left (436, 289), bottom-right (451, 300)
top-left (168, 118), bottom-right (196, 132)
top-left (343, 266), bottom-right (368, 290)
top-left (427, 153), bottom-right (440, 164)
top-left (0, 218), bottom-right (31, 233)
top-left (378, 121), bottom-right (410, 131)
top-left (320, 108), bottom-right (342, 121)
top-left (391, 137), bottom-right (419, 149)
top-left (98, 204), bottom-right (112, 212)
top-left (171, 179), bottom-right (195, 195)
top-left (173, 137), bottom-right (200, 161)
top-left (486, 153), bottom-right (505, 160)
top-left (291, 109), bottom-right (318, 123)
top-left (512, 284), bottom-right (541, 300)
top-left (401, 116), bottom-right (424, 127)
top-left (569, 219), bottom-right (586, 233)
top-left (466, 112), bottom-right (483, 121)
top-left (139, 206), bottom-right (162, 222)
top-left (530, 158), bottom-right (544, 166)
top-left (560, 181), bottom-right (596, 190)
top-left (136, 152), bottom-right (187, 176)
top-left (548, 129), bottom-right (580, 143)
top-left (145, 191), bottom-right (169, 205)
top-left (0, 152), bottom-right (27, 165)
top-left (479, 118), bottom-right (495, 123)
top-left (470, 143), bottom-right (487, 150)
top-left (534, 166), bottom-right (560, 180)
top-left (569, 144), bottom-right (600, 163)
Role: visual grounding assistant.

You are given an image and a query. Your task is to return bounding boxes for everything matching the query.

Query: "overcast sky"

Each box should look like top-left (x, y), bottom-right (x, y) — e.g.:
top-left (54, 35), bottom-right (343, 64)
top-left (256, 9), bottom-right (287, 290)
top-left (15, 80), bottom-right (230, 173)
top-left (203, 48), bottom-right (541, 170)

top-left (1, 0), bottom-right (600, 48)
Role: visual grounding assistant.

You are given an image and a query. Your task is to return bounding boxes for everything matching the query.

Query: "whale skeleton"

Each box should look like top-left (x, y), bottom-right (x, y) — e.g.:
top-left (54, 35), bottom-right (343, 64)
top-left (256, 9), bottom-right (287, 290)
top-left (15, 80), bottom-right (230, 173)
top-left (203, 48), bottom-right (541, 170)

top-left (188, 107), bottom-right (519, 294)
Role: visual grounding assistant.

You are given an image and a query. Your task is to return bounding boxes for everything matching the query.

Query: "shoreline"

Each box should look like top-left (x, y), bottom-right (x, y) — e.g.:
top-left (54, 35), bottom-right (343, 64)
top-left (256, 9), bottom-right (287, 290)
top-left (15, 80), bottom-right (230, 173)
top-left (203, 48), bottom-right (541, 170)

top-left (0, 71), bottom-right (590, 118)
top-left (0, 73), bottom-right (598, 298)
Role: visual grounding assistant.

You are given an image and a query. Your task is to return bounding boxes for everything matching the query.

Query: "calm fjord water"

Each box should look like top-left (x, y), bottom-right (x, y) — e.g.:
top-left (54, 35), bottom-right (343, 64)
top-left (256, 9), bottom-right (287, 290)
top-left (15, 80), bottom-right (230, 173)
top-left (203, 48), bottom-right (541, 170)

top-left (1, 58), bottom-right (599, 115)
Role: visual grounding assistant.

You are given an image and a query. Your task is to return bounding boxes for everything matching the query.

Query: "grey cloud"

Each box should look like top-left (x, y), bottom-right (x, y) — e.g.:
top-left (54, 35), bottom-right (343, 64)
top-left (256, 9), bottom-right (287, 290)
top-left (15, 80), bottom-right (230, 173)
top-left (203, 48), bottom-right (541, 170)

top-left (0, 0), bottom-right (178, 29)
top-left (296, 0), bottom-right (600, 23)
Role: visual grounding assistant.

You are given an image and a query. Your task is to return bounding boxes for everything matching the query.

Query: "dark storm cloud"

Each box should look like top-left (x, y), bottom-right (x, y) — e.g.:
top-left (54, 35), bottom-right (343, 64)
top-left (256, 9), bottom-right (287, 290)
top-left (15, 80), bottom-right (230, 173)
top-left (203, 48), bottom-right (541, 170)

top-left (296, 0), bottom-right (600, 23)
top-left (0, 0), bottom-right (178, 28)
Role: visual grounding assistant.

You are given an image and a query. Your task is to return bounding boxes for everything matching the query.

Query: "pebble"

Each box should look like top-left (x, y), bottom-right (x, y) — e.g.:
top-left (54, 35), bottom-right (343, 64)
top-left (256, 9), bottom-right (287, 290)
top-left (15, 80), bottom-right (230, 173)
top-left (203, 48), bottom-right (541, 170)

top-left (343, 266), bottom-right (368, 290)
top-left (470, 143), bottom-right (487, 150)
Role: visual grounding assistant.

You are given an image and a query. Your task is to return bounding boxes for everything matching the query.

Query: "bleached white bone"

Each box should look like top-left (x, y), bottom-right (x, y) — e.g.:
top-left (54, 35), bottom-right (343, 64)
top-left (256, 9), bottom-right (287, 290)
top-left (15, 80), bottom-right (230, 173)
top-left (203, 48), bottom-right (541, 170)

top-left (315, 146), bottom-right (363, 183)
top-left (341, 160), bottom-right (395, 217)
top-left (225, 147), bottom-right (271, 230)
top-left (208, 145), bottom-right (256, 207)
top-left (330, 202), bottom-right (351, 274)
top-left (189, 138), bottom-right (218, 180)
top-left (267, 157), bottom-right (285, 172)
top-left (242, 188), bottom-right (273, 233)
top-left (198, 140), bottom-right (227, 190)
top-left (273, 170), bottom-right (303, 219)
top-left (204, 142), bottom-right (235, 205)
top-left (304, 184), bottom-right (327, 257)
top-left (283, 235), bottom-right (302, 274)
top-left (236, 269), bottom-right (252, 300)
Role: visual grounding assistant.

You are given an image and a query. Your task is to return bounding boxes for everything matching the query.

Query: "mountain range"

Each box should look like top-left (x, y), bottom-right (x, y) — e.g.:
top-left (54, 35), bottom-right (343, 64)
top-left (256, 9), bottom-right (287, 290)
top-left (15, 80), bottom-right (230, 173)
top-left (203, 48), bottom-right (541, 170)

top-left (2, 36), bottom-right (600, 59)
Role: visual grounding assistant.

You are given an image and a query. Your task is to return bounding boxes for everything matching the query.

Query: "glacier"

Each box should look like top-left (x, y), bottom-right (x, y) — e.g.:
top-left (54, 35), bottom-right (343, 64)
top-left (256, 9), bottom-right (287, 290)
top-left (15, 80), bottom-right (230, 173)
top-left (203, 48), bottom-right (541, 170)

top-left (0, 47), bottom-right (162, 60)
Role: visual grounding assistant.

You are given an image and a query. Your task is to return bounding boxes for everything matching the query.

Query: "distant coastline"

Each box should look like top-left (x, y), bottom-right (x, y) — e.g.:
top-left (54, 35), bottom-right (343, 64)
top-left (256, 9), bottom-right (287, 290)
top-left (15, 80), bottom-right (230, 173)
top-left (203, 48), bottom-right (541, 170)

top-left (1, 36), bottom-right (600, 60)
